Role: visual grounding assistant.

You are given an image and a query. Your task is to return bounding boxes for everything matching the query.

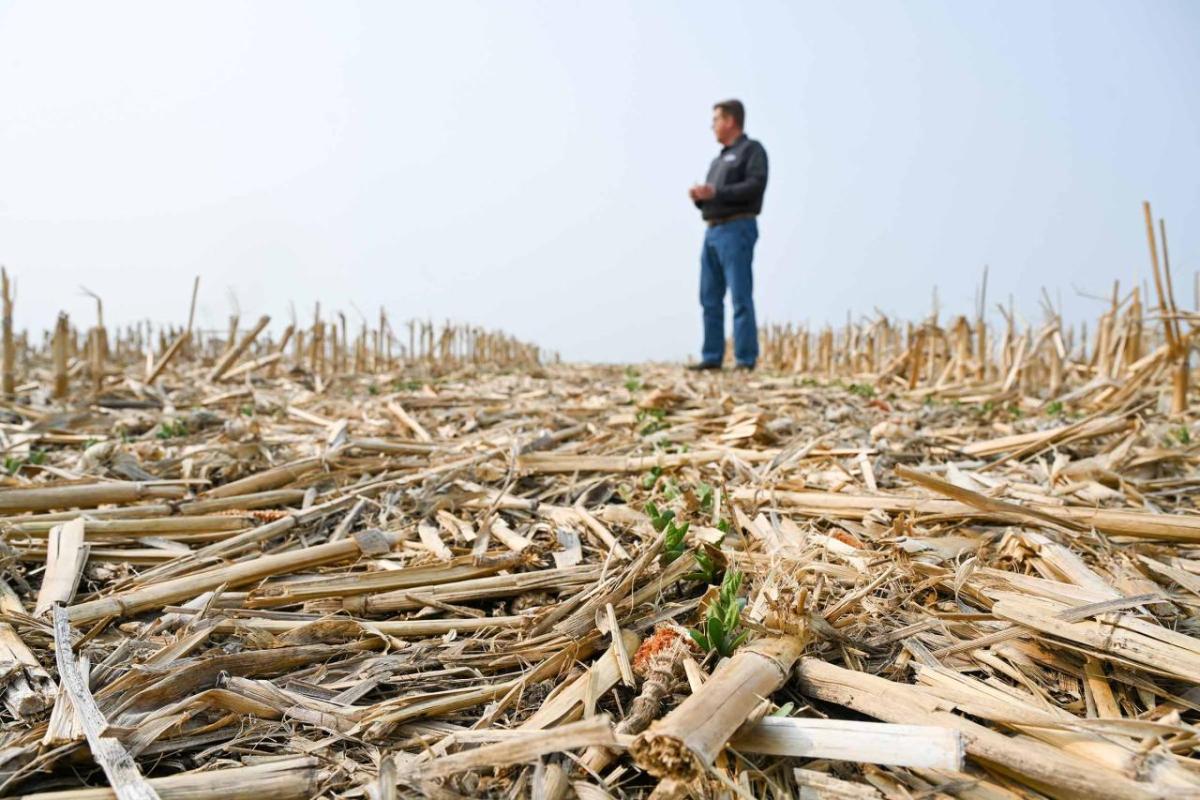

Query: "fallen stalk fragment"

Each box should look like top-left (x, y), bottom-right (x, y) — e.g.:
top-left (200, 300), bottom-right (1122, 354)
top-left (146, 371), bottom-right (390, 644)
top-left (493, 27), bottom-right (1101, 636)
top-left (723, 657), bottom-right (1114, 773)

top-left (7, 758), bottom-right (321, 800)
top-left (407, 715), bottom-right (616, 779)
top-left (51, 605), bottom-right (162, 800)
top-left (0, 482), bottom-right (187, 514)
top-left (210, 614), bottom-right (527, 636)
top-left (66, 529), bottom-right (401, 624)
top-left (795, 657), bottom-right (1170, 800)
top-left (728, 717), bottom-right (963, 770)
top-left (732, 488), bottom-right (1200, 541)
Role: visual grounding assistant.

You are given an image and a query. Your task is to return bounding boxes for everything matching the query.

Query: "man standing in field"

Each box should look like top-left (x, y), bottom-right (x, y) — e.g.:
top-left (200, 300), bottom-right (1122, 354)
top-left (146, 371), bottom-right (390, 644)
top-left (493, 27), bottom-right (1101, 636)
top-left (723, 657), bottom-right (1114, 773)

top-left (688, 99), bottom-right (768, 371)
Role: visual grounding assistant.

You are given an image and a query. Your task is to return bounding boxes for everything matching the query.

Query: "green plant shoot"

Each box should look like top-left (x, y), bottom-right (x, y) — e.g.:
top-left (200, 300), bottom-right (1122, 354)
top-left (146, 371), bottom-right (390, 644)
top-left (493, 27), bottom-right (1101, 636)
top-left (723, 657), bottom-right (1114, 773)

top-left (689, 569), bottom-right (749, 657)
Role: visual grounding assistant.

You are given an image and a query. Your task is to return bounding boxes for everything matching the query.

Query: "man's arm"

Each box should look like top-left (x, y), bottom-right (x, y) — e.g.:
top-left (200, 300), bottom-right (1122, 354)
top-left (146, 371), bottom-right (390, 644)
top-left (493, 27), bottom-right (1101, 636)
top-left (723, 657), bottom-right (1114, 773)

top-left (714, 144), bottom-right (768, 204)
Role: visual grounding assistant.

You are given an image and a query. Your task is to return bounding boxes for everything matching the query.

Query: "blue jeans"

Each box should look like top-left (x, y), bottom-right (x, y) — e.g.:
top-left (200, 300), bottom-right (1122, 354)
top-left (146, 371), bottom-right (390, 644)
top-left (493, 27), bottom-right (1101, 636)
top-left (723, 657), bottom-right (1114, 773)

top-left (700, 217), bottom-right (759, 367)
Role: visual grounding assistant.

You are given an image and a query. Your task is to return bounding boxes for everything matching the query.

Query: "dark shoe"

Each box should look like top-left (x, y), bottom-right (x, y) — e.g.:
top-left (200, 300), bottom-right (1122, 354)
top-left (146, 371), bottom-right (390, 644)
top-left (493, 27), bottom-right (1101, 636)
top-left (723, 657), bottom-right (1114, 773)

top-left (735, 363), bottom-right (756, 372)
top-left (687, 362), bottom-right (722, 372)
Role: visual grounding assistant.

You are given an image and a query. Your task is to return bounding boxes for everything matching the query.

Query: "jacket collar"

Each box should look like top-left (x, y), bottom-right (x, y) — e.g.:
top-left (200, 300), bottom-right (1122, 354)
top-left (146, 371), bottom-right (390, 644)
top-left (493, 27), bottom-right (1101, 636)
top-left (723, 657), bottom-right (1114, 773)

top-left (721, 133), bottom-right (747, 153)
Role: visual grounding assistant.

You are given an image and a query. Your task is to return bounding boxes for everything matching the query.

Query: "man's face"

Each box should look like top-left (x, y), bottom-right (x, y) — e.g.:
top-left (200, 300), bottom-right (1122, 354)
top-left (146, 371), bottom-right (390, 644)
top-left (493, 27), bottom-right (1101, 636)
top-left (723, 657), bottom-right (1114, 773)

top-left (711, 108), bottom-right (737, 144)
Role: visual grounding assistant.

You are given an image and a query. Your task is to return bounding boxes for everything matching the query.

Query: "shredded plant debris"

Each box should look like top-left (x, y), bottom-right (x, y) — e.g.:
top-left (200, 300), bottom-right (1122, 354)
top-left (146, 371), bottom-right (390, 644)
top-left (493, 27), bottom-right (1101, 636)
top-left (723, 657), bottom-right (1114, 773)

top-left (1, 258), bottom-right (1199, 798)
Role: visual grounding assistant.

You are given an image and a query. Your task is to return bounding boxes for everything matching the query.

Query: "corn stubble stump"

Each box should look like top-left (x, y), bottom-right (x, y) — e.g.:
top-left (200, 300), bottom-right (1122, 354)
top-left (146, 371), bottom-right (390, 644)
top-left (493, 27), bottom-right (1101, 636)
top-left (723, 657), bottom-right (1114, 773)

top-left (630, 634), bottom-right (806, 780)
top-left (577, 626), bottom-right (694, 775)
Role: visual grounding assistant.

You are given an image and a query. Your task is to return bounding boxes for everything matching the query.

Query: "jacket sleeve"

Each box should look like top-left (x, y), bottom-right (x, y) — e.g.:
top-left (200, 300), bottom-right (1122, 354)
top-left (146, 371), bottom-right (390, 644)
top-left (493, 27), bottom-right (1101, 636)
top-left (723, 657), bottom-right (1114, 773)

top-left (714, 144), bottom-right (768, 204)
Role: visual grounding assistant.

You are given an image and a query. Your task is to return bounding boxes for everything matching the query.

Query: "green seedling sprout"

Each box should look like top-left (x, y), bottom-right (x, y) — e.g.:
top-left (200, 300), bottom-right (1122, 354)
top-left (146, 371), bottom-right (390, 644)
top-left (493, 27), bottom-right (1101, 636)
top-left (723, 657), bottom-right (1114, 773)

top-left (642, 465), bottom-right (663, 490)
top-left (648, 501), bottom-right (689, 564)
top-left (662, 519), bottom-right (690, 564)
top-left (689, 569), bottom-right (749, 658)
top-left (156, 420), bottom-right (188, 439)
top-left (637, 407), bottom-right (667, 436)
top-left (684, 542), bottom-right (724, 584)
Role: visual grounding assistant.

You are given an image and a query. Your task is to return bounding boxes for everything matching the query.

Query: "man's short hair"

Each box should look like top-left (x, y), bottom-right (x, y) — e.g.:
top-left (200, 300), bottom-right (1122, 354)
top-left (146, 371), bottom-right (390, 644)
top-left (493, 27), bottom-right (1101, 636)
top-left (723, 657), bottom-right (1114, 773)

top-left (713, 99), bottom-right (745, 129)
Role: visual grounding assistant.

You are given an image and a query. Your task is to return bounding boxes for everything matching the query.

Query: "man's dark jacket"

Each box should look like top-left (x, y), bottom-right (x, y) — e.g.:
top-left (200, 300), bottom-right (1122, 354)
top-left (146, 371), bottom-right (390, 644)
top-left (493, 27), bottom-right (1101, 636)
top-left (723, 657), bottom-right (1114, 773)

top-left (695, 134), bottom-right (768, 221)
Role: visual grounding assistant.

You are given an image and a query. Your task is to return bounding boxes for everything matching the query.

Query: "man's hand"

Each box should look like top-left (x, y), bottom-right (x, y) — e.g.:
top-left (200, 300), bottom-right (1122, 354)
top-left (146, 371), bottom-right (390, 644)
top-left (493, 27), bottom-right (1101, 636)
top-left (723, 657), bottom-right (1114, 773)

top-left (689, 183), bottom-right (716, 202)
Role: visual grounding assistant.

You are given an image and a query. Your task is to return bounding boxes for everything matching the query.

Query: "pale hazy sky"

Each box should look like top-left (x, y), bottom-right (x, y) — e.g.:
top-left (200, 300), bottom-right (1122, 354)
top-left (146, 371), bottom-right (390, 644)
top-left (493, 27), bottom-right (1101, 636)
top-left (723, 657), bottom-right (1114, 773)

top-left (1, 1), bottom-right (1197, 362)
